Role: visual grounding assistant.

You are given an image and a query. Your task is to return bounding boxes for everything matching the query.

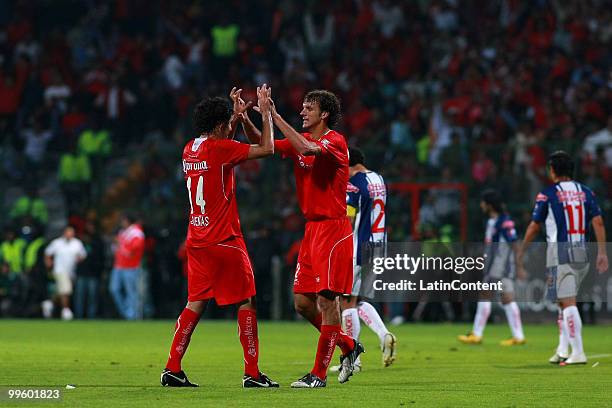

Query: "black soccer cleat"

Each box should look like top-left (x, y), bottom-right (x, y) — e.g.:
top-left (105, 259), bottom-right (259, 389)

top-left (242, 372), bottom-right (280, 388)
top-left (160, 368), bottom-right (199, 387)
top-left (338, 340), bottom-right (366, 383)
top-left (290, 373), bottom-right (326, 388)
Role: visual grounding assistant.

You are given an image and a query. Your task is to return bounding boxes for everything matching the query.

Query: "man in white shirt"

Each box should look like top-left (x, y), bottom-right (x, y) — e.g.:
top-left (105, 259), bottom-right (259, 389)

top-left (44, 226), bottom-right (86, 320)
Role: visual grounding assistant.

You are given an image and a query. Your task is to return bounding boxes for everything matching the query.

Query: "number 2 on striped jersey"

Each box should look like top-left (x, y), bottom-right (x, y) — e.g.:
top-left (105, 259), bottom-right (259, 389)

top-left (186, 175), bottom-right (206, 214)
top-left (372, 198), bottom-right (385, 233)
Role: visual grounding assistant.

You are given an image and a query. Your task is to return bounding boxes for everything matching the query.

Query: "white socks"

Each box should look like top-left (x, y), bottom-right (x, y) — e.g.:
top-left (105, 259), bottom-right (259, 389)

top-left (503, 302), bottom-right (524, 340)
top-left (556, 306), bottom-right (569, 356)
top-left (342, 308), bottom-right (361, 340)
top-left (358, 301), bottom-right (389, 345)
top-left (563, 305), bottom-right (584, 356)
top-left (472, 301), bottom-right (491, 337)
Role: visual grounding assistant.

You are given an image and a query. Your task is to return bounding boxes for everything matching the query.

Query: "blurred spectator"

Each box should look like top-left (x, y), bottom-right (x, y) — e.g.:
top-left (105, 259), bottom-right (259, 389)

top-left (303, 9), bottom-right (334, 60)
top-left (109, 213), bottom-right (145, 320)
top-left (74, 222), bottom-right (105, 319)
top-left (77, 115), bottom-right (112, 158)
top-left (0, 261), bottom-right (17, 316)
top-left (94, 74), bottom-right (136, 138)
top-left (1, 228), bottom-right (26, 276)
top-left (21, 114), bottom-right (53, 164)
top-left (44, 71), bottom-right (71, 115)
top-left (9, 188), bottom-right (48, 226)
top-left (21, 226), bottom-right (47, 317)
top-left (583, 116), bottom-right (612, 166)
top-left (44, 226), bottom-right (87, 320)
top-left (58, 143), bottom-right (92, 214)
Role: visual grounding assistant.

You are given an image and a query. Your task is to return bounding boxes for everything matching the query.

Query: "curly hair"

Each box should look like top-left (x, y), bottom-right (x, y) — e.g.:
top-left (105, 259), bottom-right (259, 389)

top-left (304, 90), bottom-right (342, 128)
top-left (193, 96), bottom-right (232, 135)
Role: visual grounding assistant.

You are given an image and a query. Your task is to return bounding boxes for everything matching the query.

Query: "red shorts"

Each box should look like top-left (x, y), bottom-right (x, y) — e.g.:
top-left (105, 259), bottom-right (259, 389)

top-left (293, 218), bottom-right (353, 295)
top-left (187, 236), bottom-right (256, 305)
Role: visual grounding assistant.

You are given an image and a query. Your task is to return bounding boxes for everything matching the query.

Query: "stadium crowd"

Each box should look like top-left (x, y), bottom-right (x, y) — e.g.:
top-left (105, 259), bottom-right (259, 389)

top-left (0, 0), bottom-right (610, 320)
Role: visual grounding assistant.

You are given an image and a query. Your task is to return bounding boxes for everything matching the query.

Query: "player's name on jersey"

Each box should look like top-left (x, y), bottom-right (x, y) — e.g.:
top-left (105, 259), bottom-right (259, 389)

top-left (183, 160), bottom-right (209, 173)
top-left (190, 215), bottom-right (210, 227)
top-left (372, 279), bottom-right (504, 292)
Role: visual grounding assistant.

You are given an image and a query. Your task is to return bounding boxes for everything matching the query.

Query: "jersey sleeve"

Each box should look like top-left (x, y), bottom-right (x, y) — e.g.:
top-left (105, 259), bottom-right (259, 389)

top-left (216, 139), bottom-right (250, 165)
top-left (274, 139), bottom-right (297, 159)
top-left (500, 218), bottom-right (518, 243)
top-left (531, 192), bottom-right (549, 223)
top-left (346, 180), bottom-right (360, 210)
top-left (585, 189), bottom-right (602, 222)
top-left (313, 132), bottom-right (348, 165)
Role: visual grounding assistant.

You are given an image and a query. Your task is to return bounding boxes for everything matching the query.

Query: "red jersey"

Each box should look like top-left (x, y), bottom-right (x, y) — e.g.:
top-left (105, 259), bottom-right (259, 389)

top-left (114, 224), bottom-right (145, 268)
top-left (182, 137), bottom-right (250, 247)
top-left (275, 130), bottom-right (349, 221)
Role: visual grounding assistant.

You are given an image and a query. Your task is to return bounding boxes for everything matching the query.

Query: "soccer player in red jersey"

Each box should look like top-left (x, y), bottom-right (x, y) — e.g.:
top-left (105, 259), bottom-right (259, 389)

top-left (240, 89), bottom-right (364, 387)
top-left (161, 85), bottom-right (279, 388)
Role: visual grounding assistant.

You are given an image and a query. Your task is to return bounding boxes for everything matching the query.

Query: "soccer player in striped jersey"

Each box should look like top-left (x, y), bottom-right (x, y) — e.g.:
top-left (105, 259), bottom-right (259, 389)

top-left (458, 190), bottom-right (526, 346)
top-left (518, 151), bottom-right (608, 365)
top-left (333, 147), bottom-right (397, 371)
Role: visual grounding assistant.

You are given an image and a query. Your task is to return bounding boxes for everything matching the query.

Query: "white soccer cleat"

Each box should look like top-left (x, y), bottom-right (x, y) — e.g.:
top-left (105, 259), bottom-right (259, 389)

top-left (41, 300), bottom-right (54, 319)
top-left (549, 351), bottom-right (569, 364)
top-left (329, 361), bottom-right (361, 374)
top-left (382, 333), bottom-right (397, 367)
top-left (564, 352), bottom-right (587, 365)
top-left (61, 307), bottom-right (74, 321)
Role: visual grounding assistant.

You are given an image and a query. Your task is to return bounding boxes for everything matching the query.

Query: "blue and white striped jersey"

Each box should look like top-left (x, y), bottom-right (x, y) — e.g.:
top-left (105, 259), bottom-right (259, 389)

top-left (532, 180), bottom-right (601, 265)
top-left (484, 213), bottom-right (517, 277)
top-left (347, 171), bottom-right (386, 265)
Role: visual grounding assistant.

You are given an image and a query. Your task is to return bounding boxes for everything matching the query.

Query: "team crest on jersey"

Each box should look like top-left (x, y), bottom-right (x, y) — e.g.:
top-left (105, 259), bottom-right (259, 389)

top-left (320, 138), bottom-right (331, 149)
top-left (347, 182), bottom-right (360, 193)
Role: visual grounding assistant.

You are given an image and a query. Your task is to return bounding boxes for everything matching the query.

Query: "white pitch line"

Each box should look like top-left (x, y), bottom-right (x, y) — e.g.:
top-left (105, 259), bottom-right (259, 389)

top-left (587, 354), bottom-right (612, 359)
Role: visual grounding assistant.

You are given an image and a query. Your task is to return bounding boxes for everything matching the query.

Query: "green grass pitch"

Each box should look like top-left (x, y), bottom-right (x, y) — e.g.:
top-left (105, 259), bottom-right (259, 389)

top-left (1, 320), bottom-right (611, 407)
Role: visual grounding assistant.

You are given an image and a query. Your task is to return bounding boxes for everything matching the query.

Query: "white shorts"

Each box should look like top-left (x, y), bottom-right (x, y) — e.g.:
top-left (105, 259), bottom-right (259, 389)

top-left (557, 263), bottom-right (589, 299)
top-left (53, 272), bottom-right (73, 296)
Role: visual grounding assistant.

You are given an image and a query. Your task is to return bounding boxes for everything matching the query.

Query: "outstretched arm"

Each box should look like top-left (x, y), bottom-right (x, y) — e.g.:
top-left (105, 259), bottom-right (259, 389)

top-left (273, 111), bottom-right (321, 156)
top-left (254, 101), bottom-right (321, 156)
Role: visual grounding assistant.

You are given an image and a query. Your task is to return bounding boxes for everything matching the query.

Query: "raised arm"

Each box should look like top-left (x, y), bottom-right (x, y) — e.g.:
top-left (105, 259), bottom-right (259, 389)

top-left (241, 113), bottom-right (262, 144)
top-left (228, 87), bottom-right (252, 140)
top-left (272, 110), bottom-right (321, 156)
top-left (247, 84), bottom-right (274, 159)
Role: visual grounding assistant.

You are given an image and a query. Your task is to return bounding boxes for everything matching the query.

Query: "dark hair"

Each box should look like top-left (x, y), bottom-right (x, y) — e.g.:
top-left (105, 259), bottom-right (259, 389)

top-left (349, 147), bottom-right (365, 166)
top-left (304, 90), bottom-right (341, 128)
top-left (193, 96), bottom-right (232, 135)
top-left (123, 211), bottom-right (139, 224)
top-left (548, 150), bottom-right (574, 178)
top-left (481, 189), bottom-right (503, 213)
